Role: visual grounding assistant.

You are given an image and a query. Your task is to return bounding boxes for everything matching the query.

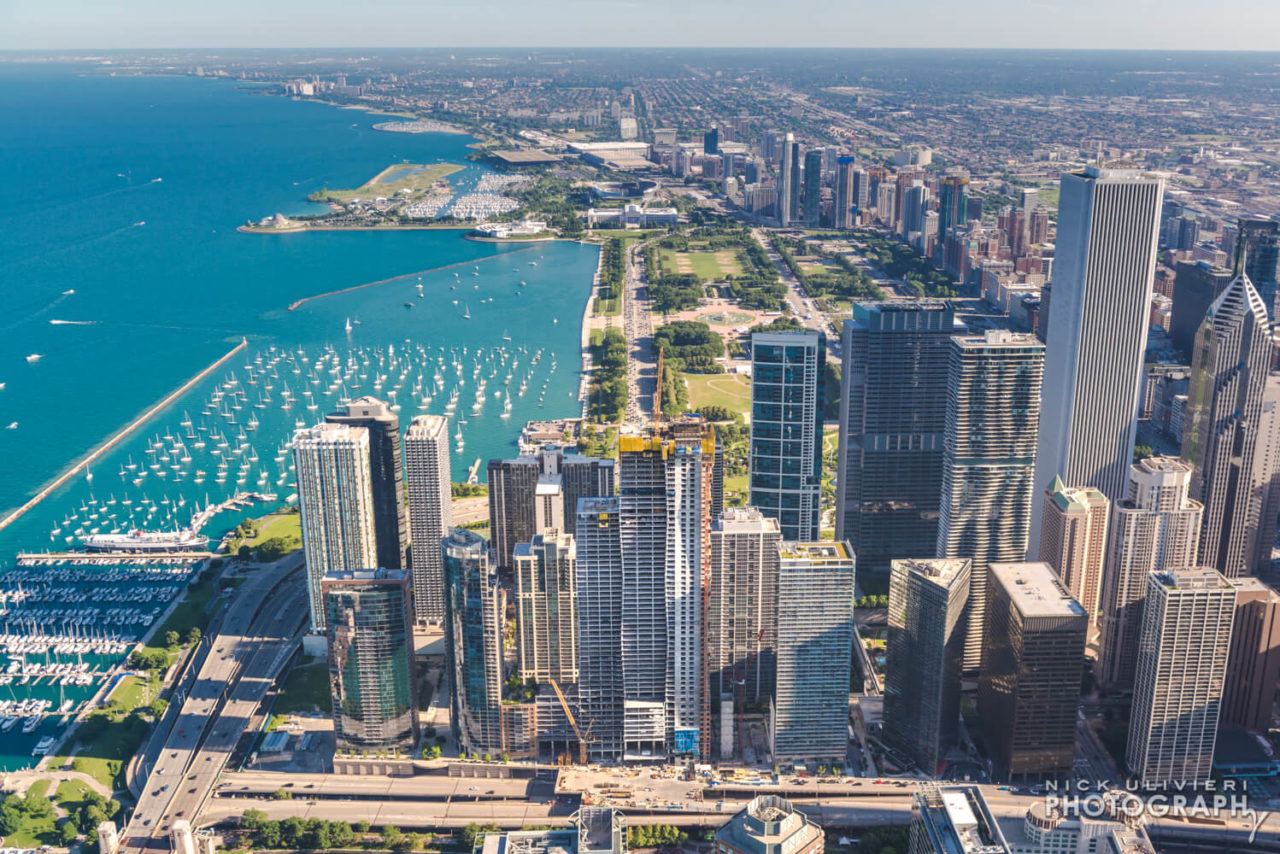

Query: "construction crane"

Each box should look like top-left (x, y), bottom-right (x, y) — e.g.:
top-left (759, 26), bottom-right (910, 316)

top-left (548, 677), bottom-right (590, 766)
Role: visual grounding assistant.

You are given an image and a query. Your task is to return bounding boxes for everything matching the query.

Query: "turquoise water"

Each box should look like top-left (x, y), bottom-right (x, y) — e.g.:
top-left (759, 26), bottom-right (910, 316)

top-left (0, 64), bottom-right (597, 768)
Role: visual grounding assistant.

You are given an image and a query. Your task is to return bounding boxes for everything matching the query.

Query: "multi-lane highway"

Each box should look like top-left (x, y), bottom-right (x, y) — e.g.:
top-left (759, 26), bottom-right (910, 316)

top-left (121, 557), bottom-right (306, 851)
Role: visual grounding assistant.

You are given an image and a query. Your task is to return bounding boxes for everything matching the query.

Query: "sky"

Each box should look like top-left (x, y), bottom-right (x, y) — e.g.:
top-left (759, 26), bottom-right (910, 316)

top-left (2, 0), bottom-right (1279, 52)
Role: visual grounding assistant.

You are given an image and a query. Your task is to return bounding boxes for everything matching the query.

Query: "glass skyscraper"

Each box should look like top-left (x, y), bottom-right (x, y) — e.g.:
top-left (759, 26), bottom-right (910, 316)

top-left (323, 569), bottom-right (418, 755)
top-left (749, 330), bottom-right (825, 541)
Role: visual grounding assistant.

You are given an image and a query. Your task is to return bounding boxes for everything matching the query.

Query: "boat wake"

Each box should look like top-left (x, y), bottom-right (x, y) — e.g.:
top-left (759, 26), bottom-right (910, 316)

top-left (49, 319), bottom-right (96, 326)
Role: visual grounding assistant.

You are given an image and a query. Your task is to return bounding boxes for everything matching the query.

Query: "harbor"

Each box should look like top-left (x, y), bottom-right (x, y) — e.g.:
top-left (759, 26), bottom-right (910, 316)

top-left (0, 238), bottom-right (598, 771)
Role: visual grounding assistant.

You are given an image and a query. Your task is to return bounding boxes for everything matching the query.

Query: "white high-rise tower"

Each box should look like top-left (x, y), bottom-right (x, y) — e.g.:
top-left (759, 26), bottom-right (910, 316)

top-left (1031, 167), bottom-right (1164, 543)
top-left (405, 415), bottom-right (453, 624)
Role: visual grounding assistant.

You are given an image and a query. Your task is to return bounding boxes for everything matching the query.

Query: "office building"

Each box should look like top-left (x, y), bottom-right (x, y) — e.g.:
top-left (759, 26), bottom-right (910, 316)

top-left (834, 156), bottom-right (857, 229)
top-left (325, 397), bottom-right (408, 570)
top-left (1001, 802), bottom-right (1156, 854)
top-left (1170, 260), bottom-right (1233, 358)
top-left (489, 449), bottom-right (614, 558)
top-left (910, 785), bottom-right (1012, 854)
top-left (778, 133), bottom-right (796, 225)
top-left (803, 148), bottom-right (824, 227)
top-left (836, 301), bottom-right (959, 581)
top-left (772, 542), bottom-right (855, 765)
top-left (535, 474), bottom-right (566, 533)
top-left (714, 796), bottom-right (824, 854)
top-left (442, 528), bottom-right (505, 755)
top-left (936, 331), bottom-right (1045, 672)
top-left (575, 497), bottom-right (624, 762)
top-left (902, 182), bottom-right (929, 238)
top-left (749, 330), bottom-right (825, 540)
top-left (1127, 568), bottom-right (1235, 785)
top-left (487, 456), bottom-right (542, 570)
top-left (323, 569), bottom-right (418, 754)
top-left (883, 558), bottom-right (971, 775)
top-left (293, 422), bottom-right (378, 632)
top-left (1038, 479), bottom-right (1109, 622)
top-left (404, 415), bottom-right (452, 624)
top-left (1032, 168), bottom-right (1164, 543)
top-left (979, 562), bottom-right (1088, 782)
top-left (618, 420), bottom-right (715, 758)
top-left (936, 175), bottom-right (970, 261)
top-left (709, 508), bottom-right (782, 757)
top-left (704, 127), bottom-right (720, 155)
top-left (1222, 577), bottom-right (1280, 732)
top-left (1240, 218), bottom-right (1280, 316)
top-left (514, 530), bottom-right (578, 684)
top-left (1182, 256), bottom-right (1278, 578)
top-left (1097, 457), bottom-right (1203, 691)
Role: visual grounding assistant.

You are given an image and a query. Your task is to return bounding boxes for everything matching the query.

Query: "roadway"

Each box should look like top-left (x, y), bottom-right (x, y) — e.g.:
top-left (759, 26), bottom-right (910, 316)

top-left (121, 557), bottom-right (306, 851)
top-left (622, 238), bottom-right (657, 425)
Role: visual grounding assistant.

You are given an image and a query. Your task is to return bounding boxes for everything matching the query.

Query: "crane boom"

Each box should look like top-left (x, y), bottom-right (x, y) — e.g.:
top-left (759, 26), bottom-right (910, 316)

top-left (548, 677), bottom-right (589, 765)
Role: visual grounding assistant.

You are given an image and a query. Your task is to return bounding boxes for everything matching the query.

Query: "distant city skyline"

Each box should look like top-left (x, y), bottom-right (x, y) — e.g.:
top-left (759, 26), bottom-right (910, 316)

top-left (3, 0), bottom-right (1279, 52)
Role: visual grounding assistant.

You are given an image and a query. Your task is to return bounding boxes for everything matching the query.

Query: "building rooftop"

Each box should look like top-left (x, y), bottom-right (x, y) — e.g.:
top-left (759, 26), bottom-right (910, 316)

top-left (894, 557), bottom-right (970, 587)
top-left (990, 562), bottom-right (1087, 619)
top-left (536, 474), bottom-right (563, 497)
top-left (1154, 567), bottom-right (1233, 591)
top-left (779, 541), bottom-right (853, 563)
top-left (715, 506), bottom-right (780, 535)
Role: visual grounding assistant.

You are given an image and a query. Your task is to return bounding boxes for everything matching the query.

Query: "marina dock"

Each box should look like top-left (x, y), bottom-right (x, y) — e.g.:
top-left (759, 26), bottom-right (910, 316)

top-left (0, 338), bottom-right (249, 536)
top-left (15, 552), bottom-right (212, 566)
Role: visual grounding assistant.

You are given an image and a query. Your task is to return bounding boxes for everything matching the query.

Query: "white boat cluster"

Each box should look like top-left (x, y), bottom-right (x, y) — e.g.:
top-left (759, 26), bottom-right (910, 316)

top-left (1, 660), bottom-right (99, 686)
top-left (0, 635), bottom-right (131, 656)
top-left (449, 192), bottom-right (521, 221)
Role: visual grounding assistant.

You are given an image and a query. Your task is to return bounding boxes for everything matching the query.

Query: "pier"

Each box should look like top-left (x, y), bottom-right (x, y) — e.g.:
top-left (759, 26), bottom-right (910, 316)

top-left (0, 338), bottom-right (250, 536)
top-left (16, 552), bottom-right (212, 566)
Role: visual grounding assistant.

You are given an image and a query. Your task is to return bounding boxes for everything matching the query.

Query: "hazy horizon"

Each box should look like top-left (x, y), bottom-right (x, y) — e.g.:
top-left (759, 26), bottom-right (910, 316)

top-left (4, 0), bottom-right (1280, 53)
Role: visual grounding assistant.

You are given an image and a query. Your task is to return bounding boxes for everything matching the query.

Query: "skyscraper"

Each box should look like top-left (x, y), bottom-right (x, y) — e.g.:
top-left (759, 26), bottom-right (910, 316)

top-left (1182, 256), bottom-right (1277, 578)
top-left (325, 396), bottom-right (409, 570)
top-left (1222, 577), bottom-right (1280, 732)
top-left (1240, 218), bottom-right (1280, 317)
top-left (513, 530), bottom-right (578, 684)
top-left (803, 148), bottom-right (824, 227)
top-left (772, 541), bottom-right (855, 765)
top-left (778, 133), bottom-right (796, 225)
top-left (1097, 457), bottom-right (1203, 691)
top-left (836, 301), bottom-right (959, 582)
top-left (834, 156), bottom-right (856, 230)
top-left (708, 508), bottom-right (781, 757)
top-left (936, 331), bottom-right (1045, 672)
top-left (978, 562), bottom-right (1087, 782)
top-left (910, 786), bottom-right (1012, 854)
top-left (575, 497), bottom-right (624, 762)
top-left (404, 415), bottom-right (452, 625)
top-left (1038, 479), bottom-right (1109, 623)
top-left (749, 330), bottom-right (825, 541)
top-left (488, 447), bottom-right (614, 552)
top-left (293, 422), bottom-right (378, 632)
top-left (1127, 568), bottom-right (1235, 786)
top-left (442, 528), bottom-right (505, 755)
top-left (323, 569), bottom-right (418, 754)
top-left (882, 558), bottom-right (971, 775)
top-left (487, 456), bottom-right (542, 570)
top-left (1170, 260), bottom-right (1232, 359)
top-left (703, 126), bottom-right (720, 155)
top-left (1031, 168), bottom-right (1164, 543)
top-left (715, 796), bottom-right (825, 854)
top-left (788, 139), bottom-right (803, 227)
top-left (618, 420), bottom-right (715, 758)
top-left (936, 174), bottom-right (969, 262)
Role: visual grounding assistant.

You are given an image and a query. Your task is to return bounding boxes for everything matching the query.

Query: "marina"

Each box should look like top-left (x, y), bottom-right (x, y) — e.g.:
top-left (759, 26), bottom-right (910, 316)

top-left (0, 68), bottom-right (599, 770)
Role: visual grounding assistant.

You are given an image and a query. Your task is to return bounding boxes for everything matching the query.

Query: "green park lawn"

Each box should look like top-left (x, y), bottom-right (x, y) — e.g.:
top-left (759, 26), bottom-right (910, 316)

top-left (660, 248), bottom-right (742, 282)
top-left (310, 162), bottom-right (463, 204)
top-left (685, 373), bottom-right (752, 416)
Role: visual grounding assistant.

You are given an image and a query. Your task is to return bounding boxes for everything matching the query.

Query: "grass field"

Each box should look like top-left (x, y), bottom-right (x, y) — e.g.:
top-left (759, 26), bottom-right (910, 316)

top-left (685, 373), bottom-right (751, 415)
top-left (272, 661), bottom-right (331, 718)
top-left (243, 512), bottom-right (302, 551)
top-left (310, 161), bottom-right (464, 204)
top-left (660, 248), bottom-right (742, 282)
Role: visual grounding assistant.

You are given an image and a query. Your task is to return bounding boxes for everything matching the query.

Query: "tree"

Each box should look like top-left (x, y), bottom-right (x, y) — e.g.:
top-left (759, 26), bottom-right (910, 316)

top-left (256, 821), bottom-right (282, 849)
top-left (186, 626), bottom-right (202, 646)
top-left (280, 816), bottom-right (307, 848)
top-left (164, 630), bottom-right (180, 649)
top-left (381, 825), bottom-right (406, 850)
top-left (59, 820), bottom-right (81, 845)
top-left (460, 823), bottom-right (499, 849)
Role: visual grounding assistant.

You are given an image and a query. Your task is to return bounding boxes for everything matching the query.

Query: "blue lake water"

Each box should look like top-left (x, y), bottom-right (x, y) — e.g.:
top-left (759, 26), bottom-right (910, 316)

top-left (0, 64), bottom-right (597, 768)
